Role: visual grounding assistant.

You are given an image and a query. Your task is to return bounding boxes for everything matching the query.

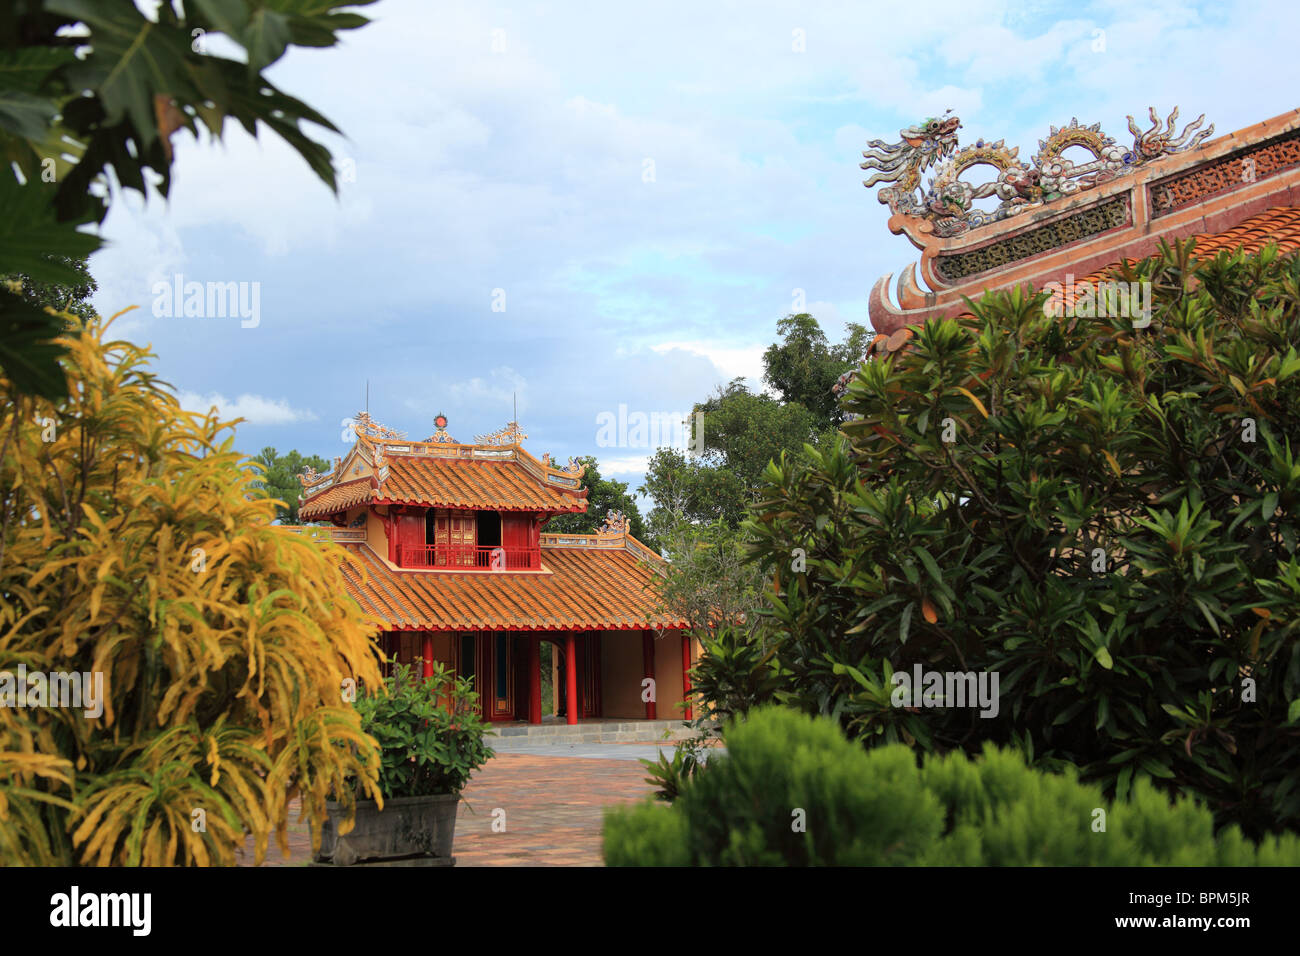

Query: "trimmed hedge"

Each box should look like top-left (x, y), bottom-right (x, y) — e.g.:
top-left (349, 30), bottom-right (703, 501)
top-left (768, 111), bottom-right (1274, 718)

top-left (604, 707), bottom-right (1300, 865)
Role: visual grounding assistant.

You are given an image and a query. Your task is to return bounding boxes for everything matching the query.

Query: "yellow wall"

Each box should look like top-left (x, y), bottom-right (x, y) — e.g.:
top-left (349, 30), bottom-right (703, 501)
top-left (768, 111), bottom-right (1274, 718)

top-left (653, 630), bottom-right (689, 720)
top-left (364, 506), bottom-right (392, 566)
top-left (596, 629), bottom-right (695, 720)
top-left (601, 630), bottom-right (646, 718)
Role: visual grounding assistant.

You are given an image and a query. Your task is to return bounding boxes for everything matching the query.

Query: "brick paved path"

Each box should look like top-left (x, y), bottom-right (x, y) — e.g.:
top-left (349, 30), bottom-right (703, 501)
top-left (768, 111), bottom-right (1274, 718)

top-left (237, 752), bottom-right (656, 867)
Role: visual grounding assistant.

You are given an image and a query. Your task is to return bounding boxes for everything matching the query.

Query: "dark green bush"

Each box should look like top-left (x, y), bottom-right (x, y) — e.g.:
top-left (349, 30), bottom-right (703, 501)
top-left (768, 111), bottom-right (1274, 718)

top-left (742, 242), bottom-right (1300, 838)
top-left (604, 707), bottom-right (1300, 865)
top-left (353, 662), bottom-right (493, 798)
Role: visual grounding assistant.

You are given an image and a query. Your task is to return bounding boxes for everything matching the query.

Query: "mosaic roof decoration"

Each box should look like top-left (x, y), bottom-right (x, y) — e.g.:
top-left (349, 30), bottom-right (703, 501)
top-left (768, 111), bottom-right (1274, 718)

top-left (475, 421), bottom-right (528, 446)
top-left (862, 107), bottom-right (1214, 238)
top-left (541, 453), bottom-right (583, 474)
top-left (835, 107), bottom-right (1300, 403)
top-left (833, 203), bottom-right (1300, 402)
top-left (597, 509), bottom-right (629, 536)
top-left (297, 464), bottom-right (328, 489)
top-left (425, 413), bottom-right (457, 444)
top-left (351, 411), bottom-right (406, 440)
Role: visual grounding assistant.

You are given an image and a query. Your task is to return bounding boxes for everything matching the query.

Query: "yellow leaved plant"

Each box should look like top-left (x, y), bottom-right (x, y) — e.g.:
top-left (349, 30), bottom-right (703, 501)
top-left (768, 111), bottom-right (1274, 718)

top-left (0, 309), bottom-right (384, 865)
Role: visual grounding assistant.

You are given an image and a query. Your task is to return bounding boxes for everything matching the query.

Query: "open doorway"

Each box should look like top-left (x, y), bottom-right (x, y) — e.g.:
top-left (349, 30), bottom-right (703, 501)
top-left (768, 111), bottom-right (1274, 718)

top-left (476, 511), bottom-right (501, 550)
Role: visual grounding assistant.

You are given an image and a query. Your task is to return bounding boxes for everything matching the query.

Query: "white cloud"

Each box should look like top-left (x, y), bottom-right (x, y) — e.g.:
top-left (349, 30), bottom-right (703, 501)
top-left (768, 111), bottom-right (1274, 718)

top-left (176, 391), bottom-right (319, 426)
top-left (599, 454), bottom-right (653, 475)
top-left (649, 341), bottom-right (767, 384)
top-left (443, 366), bottom-right (529, 411)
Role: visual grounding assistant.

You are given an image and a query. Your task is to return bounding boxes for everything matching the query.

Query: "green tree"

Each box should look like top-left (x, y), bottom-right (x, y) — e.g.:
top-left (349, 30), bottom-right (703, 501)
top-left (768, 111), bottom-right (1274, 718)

top-left (652, 519), bottom-right (766, 636)
top-left (742, 241), bottom-right (1300, 838)
top-left (543, 455), bottom-right (657, 551)
top-left (251, 447), bottom-right (330, 523)
top-left (0, 0), bottom-right (376, 398)
top-left (3, 255), bottom-right (98, 325)
top-left (641, 379), bottom-right (820, 534)
top-left (762, 312), bottom-right (873, 426)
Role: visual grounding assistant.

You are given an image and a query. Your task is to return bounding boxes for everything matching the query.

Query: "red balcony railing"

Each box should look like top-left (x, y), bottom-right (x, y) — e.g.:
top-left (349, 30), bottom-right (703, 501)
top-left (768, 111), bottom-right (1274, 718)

top-left (399, 544), bottom-right (540, 571)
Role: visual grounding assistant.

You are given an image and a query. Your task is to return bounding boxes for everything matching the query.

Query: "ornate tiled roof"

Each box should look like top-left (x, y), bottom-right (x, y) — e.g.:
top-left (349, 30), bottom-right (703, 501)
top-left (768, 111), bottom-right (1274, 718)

top-left (338, 535), bottom-right (685, 631)
top-left (376, 456), bottom-right (586, 512)
top-left (298, 477), bottom-right (375, 520)
top-left (835, 108), bottom-right (1300, 397)
top-left (834, 204), bottom-right (1300, 395)
top-left (860, 108), bottom-right (1300, 339)
top-left (297, 414), bottom-right (590, 519)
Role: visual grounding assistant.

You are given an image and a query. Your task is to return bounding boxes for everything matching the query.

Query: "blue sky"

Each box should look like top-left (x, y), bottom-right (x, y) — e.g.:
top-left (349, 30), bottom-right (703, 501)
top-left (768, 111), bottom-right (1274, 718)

top-left (90, 0), bottom-right (1300, 515)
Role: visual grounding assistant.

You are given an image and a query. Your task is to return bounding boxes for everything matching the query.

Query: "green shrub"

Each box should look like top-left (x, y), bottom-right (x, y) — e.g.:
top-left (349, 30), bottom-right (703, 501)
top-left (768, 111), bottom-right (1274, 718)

top-left (604, 706), bottom-right (1300, 865)
top-left (353, 662), bottom-right (493, 798)
top-left (743, 242), bottom-right (1300, 838)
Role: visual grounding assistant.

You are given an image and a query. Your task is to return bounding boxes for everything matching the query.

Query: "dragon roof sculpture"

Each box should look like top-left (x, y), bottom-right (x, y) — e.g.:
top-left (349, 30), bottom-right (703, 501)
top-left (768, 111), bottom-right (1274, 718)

top-left (351, 411), bottom-right (406, 441)
top-left (475, 421), bottom-right (528, 446)
top-left (596, 509), bottom-right (629, 536)
top-left (863, 107), bottom-right (1214, 238)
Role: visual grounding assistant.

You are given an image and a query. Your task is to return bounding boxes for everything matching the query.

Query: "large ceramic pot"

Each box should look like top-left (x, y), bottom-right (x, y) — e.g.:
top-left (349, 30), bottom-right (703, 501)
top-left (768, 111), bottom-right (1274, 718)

top-left (316, 793), bottom-right (460, 866)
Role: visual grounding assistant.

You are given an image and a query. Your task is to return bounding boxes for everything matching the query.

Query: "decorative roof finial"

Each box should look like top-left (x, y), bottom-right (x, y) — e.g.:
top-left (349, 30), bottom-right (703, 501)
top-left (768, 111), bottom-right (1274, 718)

top-left (597, 509), bottom-right (629, 536)
top-left (861, 111), bottom-right (962, 216)
top-left (351, 411), bottom-right (406, 441)
top-left (425, 412), bottom-right (457, 443)
top-left (475, 421), bottom-right (528, 446)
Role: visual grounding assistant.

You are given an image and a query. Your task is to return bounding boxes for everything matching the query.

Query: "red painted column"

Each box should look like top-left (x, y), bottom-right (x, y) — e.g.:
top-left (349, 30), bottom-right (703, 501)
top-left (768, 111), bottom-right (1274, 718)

top-left (681, 632), bottom-right (693, 721)
top-left (565, 631), bottom-right (578, 726)
top-left (529, 636), bottom-right (542, 725)
top-left (643, 630), bottom-right (657, 720)
top-left (421, 633), bottom-right (434, 679)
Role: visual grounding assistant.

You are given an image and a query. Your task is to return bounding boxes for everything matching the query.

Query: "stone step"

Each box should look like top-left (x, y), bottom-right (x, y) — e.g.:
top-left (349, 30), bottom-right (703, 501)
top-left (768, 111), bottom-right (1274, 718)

top-left (486, 720), bottom-right (706, 747)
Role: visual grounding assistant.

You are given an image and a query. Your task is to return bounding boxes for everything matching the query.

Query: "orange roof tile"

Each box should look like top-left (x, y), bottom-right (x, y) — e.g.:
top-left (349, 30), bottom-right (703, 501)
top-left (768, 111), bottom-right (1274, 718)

top-left (299, 477), bottom-right (374, 520)
top-left (298, 454), bottom-right (588, 520)
top-left (376, 457), bottom-right (586, 512)
top-left (339, 540), bottom-right (686, 631)
top-left (1076, 205), bottom-right (1300, 286)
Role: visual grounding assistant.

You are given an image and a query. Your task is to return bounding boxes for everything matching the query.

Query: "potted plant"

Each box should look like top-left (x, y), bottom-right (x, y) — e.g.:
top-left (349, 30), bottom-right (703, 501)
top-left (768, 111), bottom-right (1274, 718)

top-left (316, 661), bottom-right (494, 866)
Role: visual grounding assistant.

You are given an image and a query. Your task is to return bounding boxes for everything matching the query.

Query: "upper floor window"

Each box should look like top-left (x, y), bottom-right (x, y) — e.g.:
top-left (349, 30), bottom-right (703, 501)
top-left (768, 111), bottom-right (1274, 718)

top-left (397, 508), bottom-right (539, 570)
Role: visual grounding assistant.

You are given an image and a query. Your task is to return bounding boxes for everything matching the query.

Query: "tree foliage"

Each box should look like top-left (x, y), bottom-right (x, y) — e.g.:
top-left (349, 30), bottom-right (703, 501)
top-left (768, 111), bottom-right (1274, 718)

top-left (642, 379), bottom-right (820, 534)
top-left (251, 446), bottom-right (329, 524)
top-left (741, 241), bottom-right (1300, 838)
top-left (0, 0), bottom-right (376, 398)
top-left (541, 455), bottom-right (657, 550)
top-left (3, 255), bottom-right (97, 322)
top-left (0, 311), bottom-right (385, 865)
top-left (762, 312), bottom-right (872, 425)
top-left (649, 520), bottom-right (766, 655)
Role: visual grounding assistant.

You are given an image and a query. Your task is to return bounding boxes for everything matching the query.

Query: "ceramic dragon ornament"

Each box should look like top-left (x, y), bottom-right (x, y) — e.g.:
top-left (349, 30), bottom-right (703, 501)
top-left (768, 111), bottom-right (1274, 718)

top-left (860, 111), bottom-right (962, 218)
top-left (863, 108), bottom-right (1215, 237)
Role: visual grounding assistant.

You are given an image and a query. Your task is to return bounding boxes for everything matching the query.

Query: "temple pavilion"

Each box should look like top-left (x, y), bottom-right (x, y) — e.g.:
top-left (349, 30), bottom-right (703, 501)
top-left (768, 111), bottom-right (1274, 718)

top-left (838, 106), bottom-right (1300, 375)
top-left (292, 413), bottom-right (691, 725)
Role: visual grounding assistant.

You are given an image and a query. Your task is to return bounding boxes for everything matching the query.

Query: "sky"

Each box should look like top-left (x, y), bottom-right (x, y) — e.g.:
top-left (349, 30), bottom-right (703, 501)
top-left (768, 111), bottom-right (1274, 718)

top-left (88, 0), bottom-right (1300, 515)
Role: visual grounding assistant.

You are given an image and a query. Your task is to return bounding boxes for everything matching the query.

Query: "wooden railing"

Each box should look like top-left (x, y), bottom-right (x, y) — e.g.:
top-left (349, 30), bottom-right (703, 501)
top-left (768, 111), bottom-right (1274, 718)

top-left (398, 544), bottom-right (541, 571)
